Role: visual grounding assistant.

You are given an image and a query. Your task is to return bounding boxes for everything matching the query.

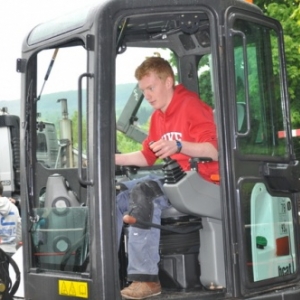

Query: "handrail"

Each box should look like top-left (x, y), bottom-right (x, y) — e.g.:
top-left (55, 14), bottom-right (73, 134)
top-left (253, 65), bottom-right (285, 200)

top-left (78, 73), bottom-right (94, 186)
top-left (231, 29), bottom-right (251, 137)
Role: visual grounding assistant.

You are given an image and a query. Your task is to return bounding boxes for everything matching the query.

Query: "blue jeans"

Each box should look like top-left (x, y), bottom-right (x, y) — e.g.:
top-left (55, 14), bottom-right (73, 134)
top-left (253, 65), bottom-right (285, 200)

top-left (116, 174), bottom-right (170, 282)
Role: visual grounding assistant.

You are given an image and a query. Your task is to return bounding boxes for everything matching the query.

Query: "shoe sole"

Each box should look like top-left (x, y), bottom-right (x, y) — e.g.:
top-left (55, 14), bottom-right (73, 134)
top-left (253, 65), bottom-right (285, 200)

top-left (121, 291), bottom-right (161, 299)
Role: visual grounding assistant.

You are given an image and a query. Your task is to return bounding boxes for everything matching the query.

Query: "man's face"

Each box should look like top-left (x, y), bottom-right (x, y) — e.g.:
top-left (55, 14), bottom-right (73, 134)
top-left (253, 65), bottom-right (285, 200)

top-left (138, 71), bottom-right (173, 112)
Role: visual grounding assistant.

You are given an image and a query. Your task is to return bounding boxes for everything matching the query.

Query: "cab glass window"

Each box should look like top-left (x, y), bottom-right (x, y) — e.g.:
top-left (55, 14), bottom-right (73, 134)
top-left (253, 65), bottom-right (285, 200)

top-left (30, 46), bottom-right (89, 273)
top-left (36, 46), bottom-right (87, 169)
top-left (232, 20), bottom-right (288, 158)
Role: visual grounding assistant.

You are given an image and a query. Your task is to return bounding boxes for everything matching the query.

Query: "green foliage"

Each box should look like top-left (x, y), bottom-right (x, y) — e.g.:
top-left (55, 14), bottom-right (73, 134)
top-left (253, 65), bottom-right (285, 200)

top-left (198, 55), bottom-right (213, 107)
top-left (117, 131), bottom-right (142, 153)
top-left (199, 70), bottom-right (214, 107)
top-left (71, 110), bottom-right (87, 153)
top-left (254, 0), bottom-right (300, 155)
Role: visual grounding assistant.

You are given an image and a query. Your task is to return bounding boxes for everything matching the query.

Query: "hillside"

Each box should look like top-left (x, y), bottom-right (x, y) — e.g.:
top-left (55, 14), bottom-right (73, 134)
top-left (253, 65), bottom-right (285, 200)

top-left (0, 83), bottom-right (136, 117)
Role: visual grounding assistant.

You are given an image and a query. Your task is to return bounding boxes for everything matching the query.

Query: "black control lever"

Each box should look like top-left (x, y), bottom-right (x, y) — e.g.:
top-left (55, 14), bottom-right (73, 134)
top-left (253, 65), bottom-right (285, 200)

top-left (149, 141), bottom-right (172, 163)
top-left (149, 141), bottom-right (185, 183)
top-left (163, 157), bottom-right (172, 163)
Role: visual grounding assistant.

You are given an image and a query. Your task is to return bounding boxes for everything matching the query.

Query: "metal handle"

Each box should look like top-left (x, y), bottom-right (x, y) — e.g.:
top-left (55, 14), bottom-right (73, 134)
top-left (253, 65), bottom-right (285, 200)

top-left (78, 72), bottom-right (93, 186)
top-left (231, 29), bottom-right (251, 137)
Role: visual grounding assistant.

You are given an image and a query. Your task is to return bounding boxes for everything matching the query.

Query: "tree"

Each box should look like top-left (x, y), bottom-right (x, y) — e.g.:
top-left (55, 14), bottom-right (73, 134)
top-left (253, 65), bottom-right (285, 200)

top-left (254, 0), bottom-right (300, 126)
top-left (71, 111), bottom-right (87, 153)
top-left (254, 0), bottom-right (300, 156)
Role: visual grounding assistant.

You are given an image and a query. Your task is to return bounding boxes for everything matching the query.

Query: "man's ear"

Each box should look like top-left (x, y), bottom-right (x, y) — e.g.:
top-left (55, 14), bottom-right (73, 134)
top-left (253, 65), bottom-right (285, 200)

top-left (166, 76), bottom-right (173, 88)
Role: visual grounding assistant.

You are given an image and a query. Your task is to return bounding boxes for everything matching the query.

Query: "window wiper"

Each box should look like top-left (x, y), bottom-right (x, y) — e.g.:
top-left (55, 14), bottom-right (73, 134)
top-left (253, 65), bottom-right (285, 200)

top-left (116, 18), bottom-right (129, 54)
top-left (35, 48), bottom-right (59, 102)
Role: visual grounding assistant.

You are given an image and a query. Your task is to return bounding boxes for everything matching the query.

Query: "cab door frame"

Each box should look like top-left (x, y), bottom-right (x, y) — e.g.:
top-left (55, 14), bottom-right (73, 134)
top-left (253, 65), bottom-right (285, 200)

top-left (223, 7), bottom-right (300, 297)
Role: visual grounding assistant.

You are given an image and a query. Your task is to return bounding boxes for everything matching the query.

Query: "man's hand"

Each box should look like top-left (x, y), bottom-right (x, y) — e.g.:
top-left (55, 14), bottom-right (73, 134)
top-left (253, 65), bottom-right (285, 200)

top-left (149, 140), bottom-right (178, 159)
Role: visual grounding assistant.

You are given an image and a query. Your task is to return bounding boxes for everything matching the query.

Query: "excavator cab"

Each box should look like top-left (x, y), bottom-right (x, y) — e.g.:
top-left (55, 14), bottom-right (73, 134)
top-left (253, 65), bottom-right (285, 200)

top-left (18, 0), bottom-right (300, 299)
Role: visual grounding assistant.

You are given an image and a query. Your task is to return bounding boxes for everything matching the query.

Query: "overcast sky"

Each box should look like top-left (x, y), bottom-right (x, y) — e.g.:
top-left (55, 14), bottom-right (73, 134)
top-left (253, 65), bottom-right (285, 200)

top-left (0, 1), bottom-right (99, 101)
top-left (0, 1), bottom-right (172, 103)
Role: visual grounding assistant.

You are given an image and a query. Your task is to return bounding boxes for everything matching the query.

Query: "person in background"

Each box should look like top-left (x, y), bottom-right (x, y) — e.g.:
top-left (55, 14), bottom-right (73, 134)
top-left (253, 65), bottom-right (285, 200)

top-left (115, 56), bottom-right (218, 299)
top-left (0, 182), bottom-right (20, 256)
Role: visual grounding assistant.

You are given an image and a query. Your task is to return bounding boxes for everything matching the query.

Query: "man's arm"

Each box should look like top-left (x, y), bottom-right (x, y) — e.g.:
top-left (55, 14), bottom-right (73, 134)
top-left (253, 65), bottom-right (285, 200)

top-left (115, 151), bottom-right (149, 167)
top-left (176, 141), bottom-right (218, 161)
top-left (149, 140), bottom-right (218, 161)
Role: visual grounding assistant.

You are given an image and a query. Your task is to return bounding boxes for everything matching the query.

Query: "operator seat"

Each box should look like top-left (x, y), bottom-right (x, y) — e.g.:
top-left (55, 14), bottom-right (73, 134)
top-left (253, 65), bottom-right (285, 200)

top-left (158, 102), bottom-right (247, 289)
top-left (157, 158), bottom-right (224, 290)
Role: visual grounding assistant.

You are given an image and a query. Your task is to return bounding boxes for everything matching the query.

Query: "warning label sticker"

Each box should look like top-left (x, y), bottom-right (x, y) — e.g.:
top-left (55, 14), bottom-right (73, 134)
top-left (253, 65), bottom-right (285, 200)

top-left (58, 280), bottom-right (88, 298)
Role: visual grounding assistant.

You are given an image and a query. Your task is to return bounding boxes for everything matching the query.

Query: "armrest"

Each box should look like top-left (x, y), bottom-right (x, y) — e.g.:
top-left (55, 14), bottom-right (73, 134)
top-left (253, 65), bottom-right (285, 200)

top-left (189, 157), bottom-right (212, 171)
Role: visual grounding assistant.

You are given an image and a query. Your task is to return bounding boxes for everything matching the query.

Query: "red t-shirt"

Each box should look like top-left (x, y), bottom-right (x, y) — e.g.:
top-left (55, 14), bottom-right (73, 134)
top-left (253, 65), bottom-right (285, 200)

top-left (141, 84), bottom-right (219, 182)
